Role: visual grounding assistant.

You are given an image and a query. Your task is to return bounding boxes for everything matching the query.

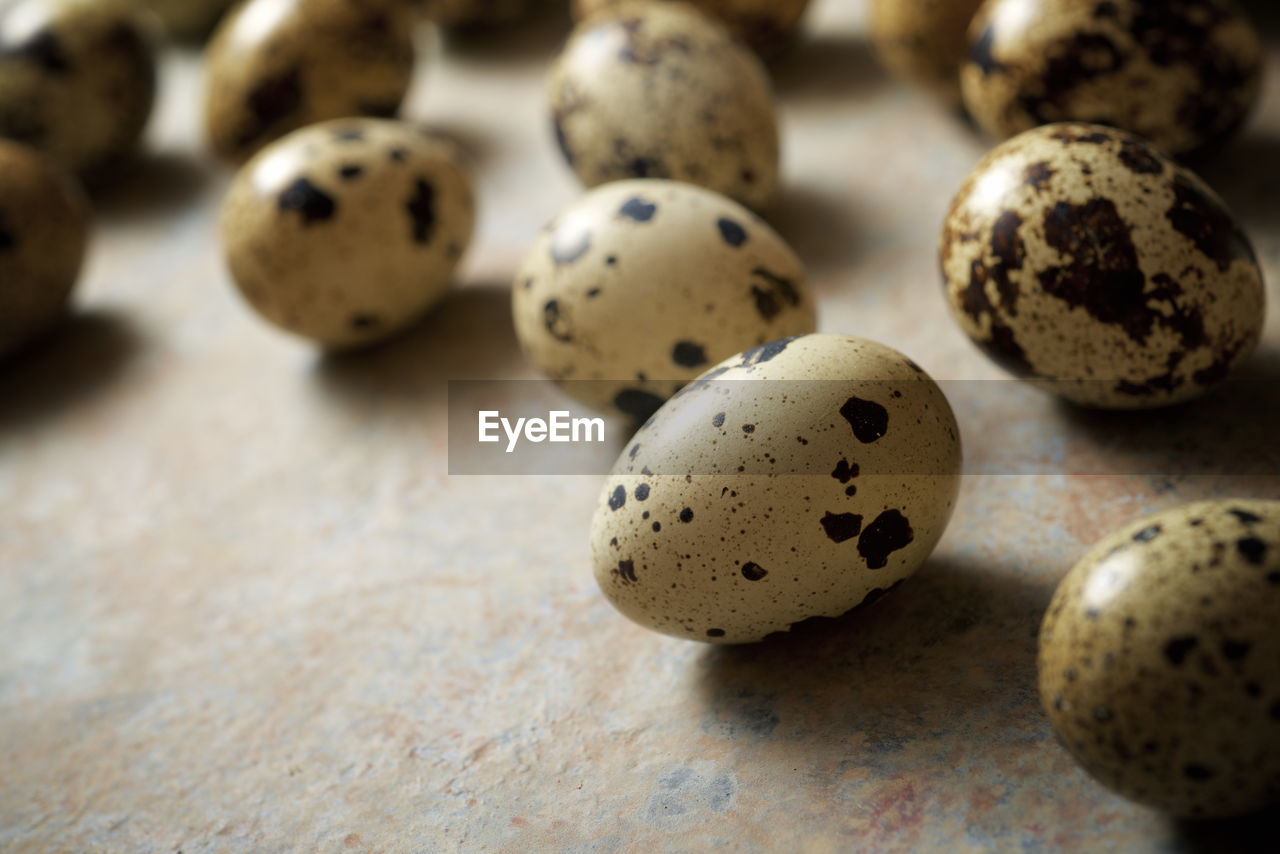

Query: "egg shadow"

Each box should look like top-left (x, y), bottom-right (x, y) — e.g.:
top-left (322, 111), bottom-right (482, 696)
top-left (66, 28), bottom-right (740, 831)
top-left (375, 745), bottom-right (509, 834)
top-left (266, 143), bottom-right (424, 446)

top-left (1048, 347), bottom-right (1280, 481)
top-left (1168, 805), bottom-right (1280, 854)
top-left (434, 0), bottom-right (573, 65)
top-left (693, 555), bottom-right (1053, 767)
top-left (1237, 0), bottom-right (1280, 36)
top-left (310, 280), bottom-right (525, 408)
top-left (1196, 131), bottom-right (1280, 235)
top-left (0, 309), bottom-right (141, 433)
top-left (765, 182), bottom-right (864, 271)
top-left (771, 33), bottom-right (890, 102)
top-left (83, 150), bottom-right (218, 221)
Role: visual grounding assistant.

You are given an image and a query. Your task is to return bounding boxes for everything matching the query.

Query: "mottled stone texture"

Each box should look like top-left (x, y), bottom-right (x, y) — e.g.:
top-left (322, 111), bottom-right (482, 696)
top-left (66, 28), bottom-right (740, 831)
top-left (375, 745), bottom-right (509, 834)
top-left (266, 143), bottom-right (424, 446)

top-left (2, 0), bottom-right (1279, 851)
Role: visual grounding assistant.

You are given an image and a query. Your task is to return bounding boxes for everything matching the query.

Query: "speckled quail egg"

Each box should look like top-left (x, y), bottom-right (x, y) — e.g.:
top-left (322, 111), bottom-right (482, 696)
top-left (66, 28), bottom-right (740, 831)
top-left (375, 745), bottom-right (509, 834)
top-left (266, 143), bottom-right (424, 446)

top-left (939, 123), bottom-right (1264, 409)
top-left (220, 118), bottom-right (475, 349)
top-left (0, 0), bottom-right (157, 173)
top-left (571, 0), bottom-right (812, 55)
top-left (961, 0), bottom-right (1263, 158)
top-left (414, 0), bottom-right (530, 27)
top-left (0, 140), bottom-right (89, 358)
top-left (513, 179), bottom-right (815, 421)
top-left (590, 333), bottom-right (963, 644)
top-left (549, 1), bottom-right (779, 210)
top-left (869, 0), bottom-right (986, 101)
top-left (135, 0), bottom-right (235, 40)
top-left (204, 0), bottom-right (416, 164)
top-left (1040, 500), bottom-right (1280, 818)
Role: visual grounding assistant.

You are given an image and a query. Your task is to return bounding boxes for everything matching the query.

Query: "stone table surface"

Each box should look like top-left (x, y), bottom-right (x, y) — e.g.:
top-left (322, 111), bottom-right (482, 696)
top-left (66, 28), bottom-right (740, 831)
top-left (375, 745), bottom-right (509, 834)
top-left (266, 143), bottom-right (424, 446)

top-left (3, 1), bottom-right (1280, 851)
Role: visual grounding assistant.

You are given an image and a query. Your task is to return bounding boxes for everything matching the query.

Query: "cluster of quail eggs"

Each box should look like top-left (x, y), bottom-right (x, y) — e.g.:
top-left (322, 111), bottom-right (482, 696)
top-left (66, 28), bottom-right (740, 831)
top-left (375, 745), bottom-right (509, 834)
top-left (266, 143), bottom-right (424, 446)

top-left (0, 0), bottom-right (1275, 825)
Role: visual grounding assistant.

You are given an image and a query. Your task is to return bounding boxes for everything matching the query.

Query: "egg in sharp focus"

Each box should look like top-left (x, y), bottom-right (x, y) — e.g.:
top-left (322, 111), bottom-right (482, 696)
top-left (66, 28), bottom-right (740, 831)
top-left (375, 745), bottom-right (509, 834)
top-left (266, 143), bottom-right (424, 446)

top-left (590, 333), bottom-right (963, 644)
top-left (512, 179), bottom-right (816, 422)
top-left (939, 122), bottom-right (1265, 409)
top-left (960, 0), bottom-right (1263, 158)
top-left (548, 0), bottom-right (780, 210)
top-left (571, 0), bottom-right (813, 56)
top-left (204, 0), bottom-right (416, 164)
top-left (0, 140), bottom-right (90, 358)
top-left (0, 0), bottom-right (157, 173)
top-left (219, 118), bottom-right (475, 349)
top-left (1039, 500), bottom-right (1280, 818)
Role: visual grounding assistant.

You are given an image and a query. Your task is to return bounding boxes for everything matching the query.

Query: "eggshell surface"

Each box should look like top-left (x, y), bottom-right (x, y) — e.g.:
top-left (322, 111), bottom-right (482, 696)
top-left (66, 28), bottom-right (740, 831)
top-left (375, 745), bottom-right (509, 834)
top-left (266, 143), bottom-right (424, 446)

top-left (590, 333), bottom-right (963, 644)
top-left (940, 123), bottom-right (1264, 408)
top-left (869, 0), bottom-right (985, 101)
top-left (220, 118), bottom-right (475, 349)
top-left (512, 179), bottom-right (815, 421)
top-left (549, 1), bottom-right (779, 210)
top-left (1039, 500), bottom-right (1280, 818)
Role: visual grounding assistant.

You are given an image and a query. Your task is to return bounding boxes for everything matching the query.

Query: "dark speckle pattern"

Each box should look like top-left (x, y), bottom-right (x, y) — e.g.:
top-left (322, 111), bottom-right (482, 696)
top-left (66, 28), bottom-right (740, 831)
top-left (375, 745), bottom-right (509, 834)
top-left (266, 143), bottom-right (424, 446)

top-left (717, 218), bottom-right (747, 247)
top-left (277, 178), bottom-right (336, 226)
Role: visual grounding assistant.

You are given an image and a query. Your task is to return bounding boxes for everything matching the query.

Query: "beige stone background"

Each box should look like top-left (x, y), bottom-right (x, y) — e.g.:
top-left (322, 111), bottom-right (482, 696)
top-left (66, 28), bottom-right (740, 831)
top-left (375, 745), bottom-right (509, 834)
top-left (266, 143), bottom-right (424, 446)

top-left (2, 0), bottom-right (1279, 851)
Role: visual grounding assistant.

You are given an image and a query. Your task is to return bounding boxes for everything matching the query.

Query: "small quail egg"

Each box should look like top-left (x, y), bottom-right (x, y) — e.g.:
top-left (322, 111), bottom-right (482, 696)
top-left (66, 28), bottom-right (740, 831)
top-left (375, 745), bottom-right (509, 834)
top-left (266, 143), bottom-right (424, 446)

top-left (1040, 500), bottom-right (1280, 818)
top-left (219, 118), bottom-right (475, 349)
top-left (414, 0), bottom-right (530, 28)
top-left (0, 0), bottom-right (158, 173)
top-left (940, 123), bottom-right (1264, 408)
top-left (869, 0), bottom-right (986, 101)
top-left (571, 0), bottom-right (813, 55)
top-left (513, 179), bottom-right (815, 421)
top-left (591, 333), bottom-right (963, 644)
top-left (549, 1), bottom-right (779, 210)
top-left (204, 0), bottom-right (416, 164)
top-left (0, 140), bottom-right (90, 358)
top-left (135, 0), bottom-right (234, 40)
top-left (961, 0), bottom-right (1263, 158)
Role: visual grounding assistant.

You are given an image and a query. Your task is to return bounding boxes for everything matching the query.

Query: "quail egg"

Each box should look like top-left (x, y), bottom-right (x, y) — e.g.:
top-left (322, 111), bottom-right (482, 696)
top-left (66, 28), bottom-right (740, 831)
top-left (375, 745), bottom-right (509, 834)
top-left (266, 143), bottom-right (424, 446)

top-left (204, 0), bottom-right (416, 164)
top-left (961, 0), bottom-right (1263, 158)
top-left (940, 123), bottom-right (1264, 408)
top-left (513, 179), bottom-right (815, 422)
top-left (869, 0), bottom-right (986, 101)
top-left (571, 0), bottom-right (813, 55)
top-left (1040, 500), bottom-right (1280, 817)
top-left (0, 140), bottom-right (89, 358)
top-left (591, 333), bottom-right (963, 644)
top-left (135, 0), bottom-right (234, 40)
top-left (0, 0), bottom-right (157, 173)
top-left (220, 118), bottom-right (475, 349)
top-left (549, 1), bottom-right (779, 210)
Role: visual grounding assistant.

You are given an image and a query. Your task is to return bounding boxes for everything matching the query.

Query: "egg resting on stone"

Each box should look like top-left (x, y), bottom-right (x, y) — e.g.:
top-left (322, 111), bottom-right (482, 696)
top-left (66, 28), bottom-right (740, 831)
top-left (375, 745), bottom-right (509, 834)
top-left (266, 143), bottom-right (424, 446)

top-left (1040, 500), bottom-right (1280, 818)
top-left (512, 179), bottom-right (815, 422)
top-left (220, 118), bottom-right (475, 349)
top-left (0, 140), bottom-right (90, 358)
top-left (204, 0), bottom-right (416, 164)
top-left (590, 333), bottom-right (963, 644)
top-left (0, 0), bottom-right (157, 173)
top-left (869, 0), bottom-right (986, 102)
top-left (548, 0), bottom-right (779, 210)
top-left (571, 0), bottom-right (812, 56)
top-left (135, 0), bottom-right (234, 40)
top-left (939, 122), bottom-right (1264, 409)
top-left (960, 0), bottom-right (1263, 158)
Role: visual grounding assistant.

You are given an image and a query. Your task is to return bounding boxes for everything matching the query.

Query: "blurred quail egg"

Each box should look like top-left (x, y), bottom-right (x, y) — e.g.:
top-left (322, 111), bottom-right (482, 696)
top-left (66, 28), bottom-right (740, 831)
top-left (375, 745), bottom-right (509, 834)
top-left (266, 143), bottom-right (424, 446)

top-left (513, 179), bottom-right (815, 421)
top-left (869, 0), bottom-right (986, 101)
top-left (549, 1), bottom-right (779, 210)
top-left (1040, 500), bottom-right (1280, 818)
top-left (220, 118), bottom-right (475, 348)
top-left (0, 140), bottom-right (89, 358)
top-left (572, 0), bottom-right (813, 55)
top-left (0, 0), bottom-right (157, 172)
top-left (591, 333), bottom-right (963, 644)
top-left (940, 123), bottom-right (1264, 408)
top-left (204, 0), bottom-right (416, 164)
top-left (961, 0), bottom-right (1263, 158)
top-left (135, 0), bottom-right (234, 40)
